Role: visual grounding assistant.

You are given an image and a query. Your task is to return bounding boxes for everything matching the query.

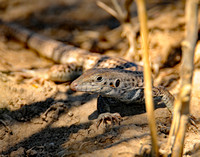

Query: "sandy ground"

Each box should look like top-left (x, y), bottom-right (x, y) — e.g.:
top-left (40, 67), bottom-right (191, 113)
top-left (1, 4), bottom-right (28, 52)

top-left (0, 0), bottom-right (200, 156)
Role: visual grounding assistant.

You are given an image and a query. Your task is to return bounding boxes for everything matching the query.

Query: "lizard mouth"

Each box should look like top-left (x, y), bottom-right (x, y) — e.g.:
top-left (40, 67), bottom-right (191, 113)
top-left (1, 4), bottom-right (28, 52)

top-left (70, 81), bottom-right (103, 92)
top-left (70, 81), bottom-right (78, 91)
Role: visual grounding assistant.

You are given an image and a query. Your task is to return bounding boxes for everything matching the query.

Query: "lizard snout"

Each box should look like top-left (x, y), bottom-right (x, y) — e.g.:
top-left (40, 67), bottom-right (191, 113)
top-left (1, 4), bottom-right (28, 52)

top-left (70, 81), bottom-right (78, 91)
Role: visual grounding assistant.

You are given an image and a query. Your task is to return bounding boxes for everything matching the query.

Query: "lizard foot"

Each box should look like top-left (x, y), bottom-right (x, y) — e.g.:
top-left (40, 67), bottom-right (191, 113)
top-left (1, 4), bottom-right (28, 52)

top-left (96, 112), bottom-right (122, 128)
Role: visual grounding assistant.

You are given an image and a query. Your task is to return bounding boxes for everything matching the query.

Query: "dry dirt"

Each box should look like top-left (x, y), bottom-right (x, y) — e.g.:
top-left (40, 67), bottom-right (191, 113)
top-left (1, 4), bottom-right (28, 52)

top-left (0, 0), bottom-right (200, 156)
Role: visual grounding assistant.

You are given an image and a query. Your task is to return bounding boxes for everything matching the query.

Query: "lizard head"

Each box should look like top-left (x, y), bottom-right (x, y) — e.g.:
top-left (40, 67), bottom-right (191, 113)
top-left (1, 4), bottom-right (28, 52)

top-left (70, 68), bottom-right (144, 97)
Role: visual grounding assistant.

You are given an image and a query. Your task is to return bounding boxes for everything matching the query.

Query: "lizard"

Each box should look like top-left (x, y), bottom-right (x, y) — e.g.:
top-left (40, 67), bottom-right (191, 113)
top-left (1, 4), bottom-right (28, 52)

top-left (70, 68), bottom-right (175, 127)
top-left (0, 20), bottom-right (176, 127)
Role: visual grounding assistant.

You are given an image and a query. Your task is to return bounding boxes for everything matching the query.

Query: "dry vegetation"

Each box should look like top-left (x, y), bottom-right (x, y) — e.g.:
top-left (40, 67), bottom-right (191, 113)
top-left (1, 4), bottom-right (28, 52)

top-left (0, 0), bottom-right (200, 156)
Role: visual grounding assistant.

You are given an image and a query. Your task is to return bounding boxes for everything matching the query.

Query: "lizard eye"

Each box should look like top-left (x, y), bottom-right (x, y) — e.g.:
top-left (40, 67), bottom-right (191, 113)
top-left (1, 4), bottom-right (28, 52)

top-left (96, 76), bottom-right (102, 81)
top-left (115, 79), bottom-right (120, 87)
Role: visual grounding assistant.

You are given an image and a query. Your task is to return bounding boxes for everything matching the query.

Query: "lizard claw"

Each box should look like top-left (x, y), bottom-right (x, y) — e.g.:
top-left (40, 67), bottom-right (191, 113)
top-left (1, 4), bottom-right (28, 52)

top-left (96, 112), bottom-right (122, 128)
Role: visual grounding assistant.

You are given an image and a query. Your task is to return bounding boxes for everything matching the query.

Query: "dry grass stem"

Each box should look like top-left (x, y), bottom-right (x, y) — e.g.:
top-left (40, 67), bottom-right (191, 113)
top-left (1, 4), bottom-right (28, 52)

top-left (111, 0), bottom-right (126, 20)
top-left (136, 0), bottom-right (159, 156)
top-left (97, 1), bottom-right (120, 21)
top-left (166, 0), bottom-right (199, 156)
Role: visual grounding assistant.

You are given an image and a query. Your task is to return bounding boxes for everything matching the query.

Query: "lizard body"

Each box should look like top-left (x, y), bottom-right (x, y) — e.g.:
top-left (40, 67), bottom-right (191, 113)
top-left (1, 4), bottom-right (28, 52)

top-left (71, 68), bottom-right (174, 125)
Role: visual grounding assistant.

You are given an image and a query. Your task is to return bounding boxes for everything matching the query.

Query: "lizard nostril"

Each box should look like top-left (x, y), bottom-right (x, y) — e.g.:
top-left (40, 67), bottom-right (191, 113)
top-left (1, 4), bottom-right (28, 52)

top-left (70, 82), bottom-right (78, 91)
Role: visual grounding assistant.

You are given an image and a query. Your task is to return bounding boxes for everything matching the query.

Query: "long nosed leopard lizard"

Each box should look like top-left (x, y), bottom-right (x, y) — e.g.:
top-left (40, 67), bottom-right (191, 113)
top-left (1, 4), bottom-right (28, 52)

top-left (0, 20), bottom-right (176, 126)
top-left (70, 68), bottom-right (175, 126)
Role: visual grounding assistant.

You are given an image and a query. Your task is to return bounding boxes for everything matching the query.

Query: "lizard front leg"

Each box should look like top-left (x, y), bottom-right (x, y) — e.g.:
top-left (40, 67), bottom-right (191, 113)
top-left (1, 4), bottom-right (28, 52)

top-left (96, 95), bottom-right (122, 128)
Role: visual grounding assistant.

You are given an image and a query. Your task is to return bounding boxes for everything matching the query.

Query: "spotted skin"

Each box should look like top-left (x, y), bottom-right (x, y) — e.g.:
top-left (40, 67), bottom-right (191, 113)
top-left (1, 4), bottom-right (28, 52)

top-left (48, 64), bottom-right (83, 82)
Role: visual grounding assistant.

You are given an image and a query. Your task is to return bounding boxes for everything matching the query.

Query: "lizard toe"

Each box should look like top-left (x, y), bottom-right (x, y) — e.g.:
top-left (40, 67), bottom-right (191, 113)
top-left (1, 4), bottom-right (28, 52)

top-left (96, 112), bottom-right (122, 128)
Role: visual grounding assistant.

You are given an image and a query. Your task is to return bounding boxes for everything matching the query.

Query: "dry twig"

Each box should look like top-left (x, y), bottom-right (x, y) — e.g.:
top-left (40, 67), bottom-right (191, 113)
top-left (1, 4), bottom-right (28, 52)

top-left (136, 0), bottom-right (159, 156)
top-left (97, 0), bottom-right (138, 61)
top-left (166, 0), bottom-right (199, 156)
